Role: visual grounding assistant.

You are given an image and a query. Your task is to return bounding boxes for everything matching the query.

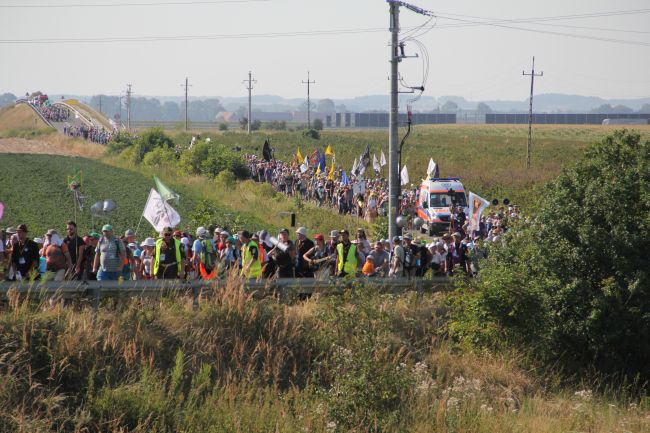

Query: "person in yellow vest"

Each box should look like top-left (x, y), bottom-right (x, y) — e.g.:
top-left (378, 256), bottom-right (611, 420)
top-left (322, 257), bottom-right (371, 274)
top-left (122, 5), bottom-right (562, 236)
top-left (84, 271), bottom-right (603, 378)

top-left (335, 229), bottom-right (364, 277)
top-left (239, 230), bottom-right (262, 279)
top-left (153, 227), bottom-right (185, 280)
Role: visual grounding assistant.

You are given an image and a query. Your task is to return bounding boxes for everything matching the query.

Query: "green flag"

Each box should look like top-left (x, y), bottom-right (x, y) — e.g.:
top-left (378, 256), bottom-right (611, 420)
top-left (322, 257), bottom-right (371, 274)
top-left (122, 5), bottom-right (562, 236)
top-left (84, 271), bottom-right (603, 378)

top-left (153, 175), bottom-right (180, 205)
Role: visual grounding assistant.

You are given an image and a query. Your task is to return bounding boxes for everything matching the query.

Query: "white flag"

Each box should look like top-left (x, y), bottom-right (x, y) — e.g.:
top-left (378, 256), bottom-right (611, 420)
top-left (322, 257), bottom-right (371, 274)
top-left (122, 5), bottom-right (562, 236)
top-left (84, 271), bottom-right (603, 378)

top-left (300, 156), bottom-right (309, 173)
top-left (426, 158), bottom-right (437, 177)
top-left (143, 188), bottom-right (181, 232)
top-left (358, 155), bottom-right (366, 176)
top-left (400, 165), bottom-right (409, 186)
top-left (468, 192), bottom-right (491, 233)
top-left (352, 157), bottom-right (358, 175)
top-left (373, 154), bottom-right (381, 174)
top-left (380, 150), bottom-right (387, 167)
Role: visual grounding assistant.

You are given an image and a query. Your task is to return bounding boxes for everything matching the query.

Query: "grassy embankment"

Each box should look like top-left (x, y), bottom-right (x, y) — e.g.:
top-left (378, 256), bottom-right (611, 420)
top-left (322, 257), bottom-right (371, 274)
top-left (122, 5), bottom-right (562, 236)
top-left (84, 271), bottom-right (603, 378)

top-left (0, 283), bottom-right (648, 432)
top-left (0, 104), bottom-right (54, 138)
top-left (166, 124), bottom-right (650, 208)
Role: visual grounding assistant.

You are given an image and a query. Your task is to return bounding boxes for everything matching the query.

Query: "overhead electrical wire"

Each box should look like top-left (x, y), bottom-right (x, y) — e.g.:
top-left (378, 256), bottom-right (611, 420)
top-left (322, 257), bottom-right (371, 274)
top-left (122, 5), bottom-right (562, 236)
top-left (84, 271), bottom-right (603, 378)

top-left (0, 0), bottom-right (271, 8)
top-left (0, 8), bottom-right (649, 46)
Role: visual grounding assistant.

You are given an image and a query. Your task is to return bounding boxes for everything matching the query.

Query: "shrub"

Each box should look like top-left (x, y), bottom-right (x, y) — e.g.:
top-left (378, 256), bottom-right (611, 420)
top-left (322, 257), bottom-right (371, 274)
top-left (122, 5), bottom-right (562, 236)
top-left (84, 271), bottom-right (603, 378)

top-left (133, 128), bottom-right (175, 162)
top-left (218, 122), bottom-right (228, 131)
top-left (200, 145), bottom-right (249, 180)
top-left (143, 146), bottom-right (176, 167)
top-left (303, 128), bottom-right (320, 140)
top-left (450, 130), bottom-right (650, 381)
top-left (107, 131), bottom-right (135, 154)
top-left (312, 118), bottom-right (324, 131)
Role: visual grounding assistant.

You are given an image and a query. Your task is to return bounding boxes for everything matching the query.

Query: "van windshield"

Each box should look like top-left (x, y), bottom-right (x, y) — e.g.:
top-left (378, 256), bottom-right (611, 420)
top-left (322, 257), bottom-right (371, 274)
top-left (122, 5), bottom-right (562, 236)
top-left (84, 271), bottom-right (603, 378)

top-left (429, 192), bottom-right (467, 208)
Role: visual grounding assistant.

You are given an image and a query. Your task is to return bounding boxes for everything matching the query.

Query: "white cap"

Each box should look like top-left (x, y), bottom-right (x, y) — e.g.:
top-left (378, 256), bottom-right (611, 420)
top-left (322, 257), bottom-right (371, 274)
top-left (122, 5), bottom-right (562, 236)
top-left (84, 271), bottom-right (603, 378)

top-left (141, 237), bottom-right (156, 247)
top-left (295, 227), bottom-right (307, 236)
top-left (196, 226), bottom-right (207, 238)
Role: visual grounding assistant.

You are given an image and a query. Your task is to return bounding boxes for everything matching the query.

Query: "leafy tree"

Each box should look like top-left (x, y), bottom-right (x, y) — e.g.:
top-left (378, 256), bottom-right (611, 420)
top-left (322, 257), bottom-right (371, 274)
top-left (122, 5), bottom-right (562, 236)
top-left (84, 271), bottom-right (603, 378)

top-left (218, 123), bottom-right (228, 131)
top-left (0, 92), bottom-right (17, 108)
top-left (612, 104), bottom-right (634, 114)
top-left (317, 98), bottom-right (336, 113)
top-left (250, 120), bottom-right (262, 131)
top-left (312, 118), bottom-right (324, 131)
top-left (239, 117), bottom-right (248, 130)
top-left (476, 102), bottom-right (492, 114)
top-left (450, 130), bottom-right (650, 381)
top-left (591, 104), bottom-right (613, 114)
top-left (441, 100), bottom-right (458, 113)
top-left (638, 103), bottom-right (650, 113)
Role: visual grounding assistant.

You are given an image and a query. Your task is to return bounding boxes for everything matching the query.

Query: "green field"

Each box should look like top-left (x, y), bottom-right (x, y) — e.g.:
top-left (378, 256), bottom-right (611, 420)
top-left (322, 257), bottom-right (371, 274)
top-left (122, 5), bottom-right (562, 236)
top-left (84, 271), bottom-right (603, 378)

top-left (174, 124), bottom-right (650, 207)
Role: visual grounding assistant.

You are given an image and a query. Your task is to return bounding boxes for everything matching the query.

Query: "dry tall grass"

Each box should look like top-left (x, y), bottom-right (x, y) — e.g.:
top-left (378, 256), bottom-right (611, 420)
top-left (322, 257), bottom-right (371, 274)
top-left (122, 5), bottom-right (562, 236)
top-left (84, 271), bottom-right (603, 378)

top-left (0, 104), bottom-right (52, 132)
top-left (0, 280), bottom-right (647, 432)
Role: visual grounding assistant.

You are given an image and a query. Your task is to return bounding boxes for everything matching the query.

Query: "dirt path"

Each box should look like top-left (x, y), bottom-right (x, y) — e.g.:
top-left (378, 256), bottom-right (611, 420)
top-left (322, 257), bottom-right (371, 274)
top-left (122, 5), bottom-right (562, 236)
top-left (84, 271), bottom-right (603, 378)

top-left (0, 135), bottom-right (104, 159)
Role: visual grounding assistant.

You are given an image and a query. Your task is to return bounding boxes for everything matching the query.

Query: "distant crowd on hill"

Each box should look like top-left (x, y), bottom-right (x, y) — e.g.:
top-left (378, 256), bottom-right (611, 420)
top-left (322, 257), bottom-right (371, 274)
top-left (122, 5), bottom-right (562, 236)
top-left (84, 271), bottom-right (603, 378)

top-left (63, 124), bottom-right (112, 145)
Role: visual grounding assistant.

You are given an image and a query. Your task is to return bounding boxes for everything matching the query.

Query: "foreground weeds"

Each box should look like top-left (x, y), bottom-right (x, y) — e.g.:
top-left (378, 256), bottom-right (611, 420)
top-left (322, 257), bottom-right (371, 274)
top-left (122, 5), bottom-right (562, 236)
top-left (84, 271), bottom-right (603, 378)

top-left (0, 281), bottom-right (648, 432)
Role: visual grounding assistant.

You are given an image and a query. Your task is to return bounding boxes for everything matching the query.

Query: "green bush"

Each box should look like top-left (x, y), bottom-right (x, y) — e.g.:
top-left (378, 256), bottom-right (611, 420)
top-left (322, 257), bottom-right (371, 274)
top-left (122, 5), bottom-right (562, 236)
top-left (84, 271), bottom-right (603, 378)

top-left (312, 118), bottom-right (324, 131)
top-left (107, 131), bottom-right (135, 154)
top-left (218, 122), bottom-right (228, 131)
top-left (133, 128), bottom-right (175, 162)
top-left (303, 128), bottom-right (321, 140)
top-left (450, 130), bottom-right (650, 381)
top-left (143, 146), bottom-right (177, 167)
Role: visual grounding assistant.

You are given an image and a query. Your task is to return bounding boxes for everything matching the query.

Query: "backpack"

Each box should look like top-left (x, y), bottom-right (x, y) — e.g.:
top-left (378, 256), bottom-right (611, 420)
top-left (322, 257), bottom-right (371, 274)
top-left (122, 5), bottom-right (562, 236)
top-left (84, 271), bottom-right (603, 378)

top-left (404, 247), bottom-right (414, 268)
top-left (199, 239), bottom-right (217, 272)
top-left (45, 244), bottom-right (66, 271)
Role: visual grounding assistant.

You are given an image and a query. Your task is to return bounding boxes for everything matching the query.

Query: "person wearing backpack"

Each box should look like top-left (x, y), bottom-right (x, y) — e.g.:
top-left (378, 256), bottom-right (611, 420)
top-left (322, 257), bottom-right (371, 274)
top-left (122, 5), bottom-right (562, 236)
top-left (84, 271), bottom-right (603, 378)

top-left (402, 233), bottom-right (419, 279)
top-left (92, 225), bottom-right (126, 281)
top-left (44, 229), bottom-right (72, 281)
top-left (193, 226), bottom-right (217, 280)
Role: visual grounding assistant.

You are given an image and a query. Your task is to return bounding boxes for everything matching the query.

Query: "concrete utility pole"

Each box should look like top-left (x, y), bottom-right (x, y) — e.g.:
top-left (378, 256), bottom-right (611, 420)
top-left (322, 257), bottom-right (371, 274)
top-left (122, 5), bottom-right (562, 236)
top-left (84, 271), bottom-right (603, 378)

top-left (181, 77), bottom-right (192, 131)
top-left (523, 56), bottom-right (543, 169)
top-left (126, 84), bottom-right (132, 131)
top-left (388, 2), bottom-right (400, 241)
top-left (243, 71), bottom-right (257, 134)
top-left (99, 95), bottom-right (102, 114)
top-left (301, 71), bottom-right (316, 128)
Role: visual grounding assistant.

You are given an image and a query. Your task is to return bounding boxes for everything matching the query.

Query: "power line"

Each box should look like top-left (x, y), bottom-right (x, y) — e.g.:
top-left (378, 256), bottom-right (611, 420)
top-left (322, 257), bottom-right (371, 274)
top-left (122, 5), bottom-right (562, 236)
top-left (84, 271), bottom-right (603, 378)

top-left (1, 8), bottom-right (649, 45)
top-left (435, 14), bottom-right (650, 47)
top-left (0, 0), bottom-right (271, 8)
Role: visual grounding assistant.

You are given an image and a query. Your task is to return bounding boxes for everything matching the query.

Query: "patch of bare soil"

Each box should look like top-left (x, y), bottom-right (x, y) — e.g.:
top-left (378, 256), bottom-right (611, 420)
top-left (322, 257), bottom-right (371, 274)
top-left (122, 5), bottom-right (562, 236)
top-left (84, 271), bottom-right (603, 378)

top-left (0, 135), bottom-right (105, 159)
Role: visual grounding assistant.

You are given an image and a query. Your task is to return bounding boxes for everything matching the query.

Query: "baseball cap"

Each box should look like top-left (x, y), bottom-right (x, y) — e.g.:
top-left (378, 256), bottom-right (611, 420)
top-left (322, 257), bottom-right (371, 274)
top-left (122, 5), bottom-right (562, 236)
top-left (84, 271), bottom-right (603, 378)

top-left (196, 226), bottom-right (207, 238)
top-left (295, 227), bottom-right (307, 236)
top-left (340, 229), bottom-right (349, 235)
top-left (102, 224), bottom-right (113, 232)
top-left (314, 234), bottom-right (324, 241)
top-left (330, 230), bottom-right (339, 238)
top-left (392, 236), bottom-right (400, 243)
top-left (279, 228), bottom-right (289, 234)
top-left (403, 233), bottom-right (413, 240)
top-left (124, 229), bottom-right (135, 237)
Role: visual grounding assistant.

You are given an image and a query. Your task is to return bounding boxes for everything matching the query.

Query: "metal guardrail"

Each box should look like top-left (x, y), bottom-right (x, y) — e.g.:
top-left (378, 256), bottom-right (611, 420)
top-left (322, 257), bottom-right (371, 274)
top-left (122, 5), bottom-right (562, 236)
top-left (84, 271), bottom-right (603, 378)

top-left (0, 277), bottom-right (452, 310)
top-left (52, 101), bottom-right (95, 128)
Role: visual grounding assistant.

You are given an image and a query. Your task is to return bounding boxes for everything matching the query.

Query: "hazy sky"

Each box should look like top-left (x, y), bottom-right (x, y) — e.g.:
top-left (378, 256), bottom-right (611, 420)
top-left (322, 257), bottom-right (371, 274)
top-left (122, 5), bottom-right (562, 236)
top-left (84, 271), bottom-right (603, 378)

top-left (1, 0), bottom-right (649, 103)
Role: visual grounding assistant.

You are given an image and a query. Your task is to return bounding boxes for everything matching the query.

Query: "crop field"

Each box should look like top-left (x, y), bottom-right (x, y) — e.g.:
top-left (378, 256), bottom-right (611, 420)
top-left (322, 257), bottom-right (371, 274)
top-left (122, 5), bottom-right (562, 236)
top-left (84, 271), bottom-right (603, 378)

top-left (0, 154), bottom-right (198, 238)
top-left (169, 124), bottom-right (650, 207)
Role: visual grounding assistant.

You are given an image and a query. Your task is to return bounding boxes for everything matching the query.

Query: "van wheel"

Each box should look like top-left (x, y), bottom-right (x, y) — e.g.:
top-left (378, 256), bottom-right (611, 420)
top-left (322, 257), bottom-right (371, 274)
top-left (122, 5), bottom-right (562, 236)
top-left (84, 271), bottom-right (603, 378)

top-left (428, 227), bottom-right (434, 237)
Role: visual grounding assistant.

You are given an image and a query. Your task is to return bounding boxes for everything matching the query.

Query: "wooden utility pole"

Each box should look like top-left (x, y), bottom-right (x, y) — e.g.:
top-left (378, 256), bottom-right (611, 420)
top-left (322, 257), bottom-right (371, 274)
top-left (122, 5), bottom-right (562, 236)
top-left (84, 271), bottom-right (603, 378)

top-left (523, 56), bottom-right (543, 169)
top-left (301, 71), bottom-right (315, 128)
top-left (181, 77), bottom-right (192, 131)
top-left (243, 71), bottom-right (257, 134)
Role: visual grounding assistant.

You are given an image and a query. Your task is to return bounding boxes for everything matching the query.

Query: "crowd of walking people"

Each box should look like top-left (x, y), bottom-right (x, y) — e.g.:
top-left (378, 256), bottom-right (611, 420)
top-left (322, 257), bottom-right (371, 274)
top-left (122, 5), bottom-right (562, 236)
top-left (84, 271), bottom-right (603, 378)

top-left (1, 200), bottom-right (517, 283)
top-left (63, 124), bottom-right (113, 144)
top-left (244, 154), bottom-right (420, 224)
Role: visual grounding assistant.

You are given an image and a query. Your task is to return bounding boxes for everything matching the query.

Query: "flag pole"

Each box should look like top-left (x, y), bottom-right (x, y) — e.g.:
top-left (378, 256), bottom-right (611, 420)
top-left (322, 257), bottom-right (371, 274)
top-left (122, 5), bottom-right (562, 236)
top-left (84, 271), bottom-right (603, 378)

top-left (134, 189), bottom-right (152, 237)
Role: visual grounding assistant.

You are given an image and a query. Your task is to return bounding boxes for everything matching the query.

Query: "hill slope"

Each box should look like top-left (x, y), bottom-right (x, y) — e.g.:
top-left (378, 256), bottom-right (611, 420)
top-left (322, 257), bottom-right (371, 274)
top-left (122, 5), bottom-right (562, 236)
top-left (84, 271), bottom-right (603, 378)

top-left (0, 154), bottom-right (196, 237)
top-left (0, 104), bottom-right (53, 135)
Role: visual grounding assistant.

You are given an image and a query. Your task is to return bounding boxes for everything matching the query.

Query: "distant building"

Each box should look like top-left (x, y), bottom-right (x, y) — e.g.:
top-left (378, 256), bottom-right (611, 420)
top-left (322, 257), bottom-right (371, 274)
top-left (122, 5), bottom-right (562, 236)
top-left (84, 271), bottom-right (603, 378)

top-left (215, 111), bottom-right (238, 122)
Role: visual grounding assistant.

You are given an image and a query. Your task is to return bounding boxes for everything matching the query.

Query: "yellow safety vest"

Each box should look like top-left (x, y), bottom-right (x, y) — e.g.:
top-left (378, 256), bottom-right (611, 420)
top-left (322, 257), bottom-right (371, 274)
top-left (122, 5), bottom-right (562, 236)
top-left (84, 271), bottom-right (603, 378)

top-left (336, 242), bottom-right (358, 275)
top-left (241, 240), bottom-right (262, 278)
top-left (153, 238), bottom-right (182, 276)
